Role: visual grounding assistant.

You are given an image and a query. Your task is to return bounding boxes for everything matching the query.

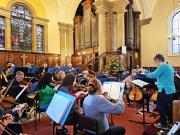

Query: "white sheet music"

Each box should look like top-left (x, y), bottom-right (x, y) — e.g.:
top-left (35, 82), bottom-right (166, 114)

top-left (102, 82), bottom-right (125, 100)
top-left (131, 79), bottom-right (149, 88)
top-left (167, 122), bottom-right (180, 135)
top-left (46, 94), bottom-right (70, 123)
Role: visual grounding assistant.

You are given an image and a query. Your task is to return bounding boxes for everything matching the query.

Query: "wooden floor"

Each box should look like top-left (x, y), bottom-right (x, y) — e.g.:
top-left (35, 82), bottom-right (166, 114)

top-left (23, 105), bottom-right (159, 135)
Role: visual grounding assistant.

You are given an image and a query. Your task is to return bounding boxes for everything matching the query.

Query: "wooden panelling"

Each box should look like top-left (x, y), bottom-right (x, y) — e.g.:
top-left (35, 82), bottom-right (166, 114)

top-left (0, 50), bottom-right (60, 68)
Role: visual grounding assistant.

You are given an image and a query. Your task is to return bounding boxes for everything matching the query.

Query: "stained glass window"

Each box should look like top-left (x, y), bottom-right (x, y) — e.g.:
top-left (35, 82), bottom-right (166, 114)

top-left (36, 25), bottom-right (44, 52)
top-left (11, 4), bottom-right (32, 51)
top-left (0, 16), bottom-right (5, 49)
top-left (171, 11), bottom-right (180, 54)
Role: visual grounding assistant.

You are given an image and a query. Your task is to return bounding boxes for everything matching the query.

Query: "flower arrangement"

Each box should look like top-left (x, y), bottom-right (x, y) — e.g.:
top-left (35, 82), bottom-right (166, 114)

top-left (105, 57), bottom-right (124, 71)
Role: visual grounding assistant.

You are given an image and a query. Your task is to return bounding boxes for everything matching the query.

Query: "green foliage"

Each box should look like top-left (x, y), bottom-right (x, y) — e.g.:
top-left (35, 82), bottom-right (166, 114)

top-left (105, 57), bottom-right (123, 71)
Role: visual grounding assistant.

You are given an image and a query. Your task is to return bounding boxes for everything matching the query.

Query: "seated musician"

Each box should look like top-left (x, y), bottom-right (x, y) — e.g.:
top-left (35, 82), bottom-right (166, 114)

top-left (58, 74), bottom-right (76, 95)
top-left (52, 70), bottom-right (65, 84)
top-left (141, 54), bottom-right (176, 130)
top-left (0, 104), bottom-right (27, 135)
top-left (122, 69), bottom-right (138, 104)
top-left (68, 63), bottom-right (75, 73)
top-left (83, 78), bottom-right (126, 135)
top-left (38, 72), bottom-right (56, 110)
top-left (38, 62), bottom-right (49, 75)
top-left (7, 71), bottom-right (34, 118)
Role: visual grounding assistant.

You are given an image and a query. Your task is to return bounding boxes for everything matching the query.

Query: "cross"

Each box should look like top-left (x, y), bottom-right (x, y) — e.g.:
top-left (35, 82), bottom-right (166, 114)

top-left (21, 54), bottom-right (27, 66)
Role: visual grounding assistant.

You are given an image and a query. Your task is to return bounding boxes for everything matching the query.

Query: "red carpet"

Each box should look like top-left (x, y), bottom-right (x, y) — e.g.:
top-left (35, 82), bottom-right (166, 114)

top-left (23, 106), bottom-right (159, 135)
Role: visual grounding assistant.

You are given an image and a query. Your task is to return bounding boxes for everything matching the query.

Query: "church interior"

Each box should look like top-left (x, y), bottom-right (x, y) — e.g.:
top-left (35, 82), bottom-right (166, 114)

top-left (0, 0), bottom-right (180, 135)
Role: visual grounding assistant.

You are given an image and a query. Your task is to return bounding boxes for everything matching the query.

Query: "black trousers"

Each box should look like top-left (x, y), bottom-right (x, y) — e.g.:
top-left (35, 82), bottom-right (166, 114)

top-left (101, 126), bottom-right (126, 135)
top-left (157, 90), bottom-right (174, 126)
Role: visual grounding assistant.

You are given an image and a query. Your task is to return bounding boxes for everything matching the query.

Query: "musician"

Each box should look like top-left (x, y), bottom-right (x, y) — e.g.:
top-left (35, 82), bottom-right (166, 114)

top-left (68, 63), bottom-right (75, 73)
top-left (141, 54), bottom-right (176, 130)
top-left (7, 71), bottom-right (34, 118)
top-left (0, 104), bottom-right (27, 135)
top-left (52, 70), bottom-right (65, 84)
top-left (38, 62), bottom-right (49, 75)
top-left (38, 72), bottom-right (56, 110)
top-left (58, 74), bottom-right (76, 95)
top-left (83, 78), bottom-right (126, 135)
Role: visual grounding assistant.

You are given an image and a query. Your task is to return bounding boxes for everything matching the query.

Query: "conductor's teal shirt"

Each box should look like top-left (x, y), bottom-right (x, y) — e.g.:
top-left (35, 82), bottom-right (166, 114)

top-left (145, 64), bottom-right (176, 94)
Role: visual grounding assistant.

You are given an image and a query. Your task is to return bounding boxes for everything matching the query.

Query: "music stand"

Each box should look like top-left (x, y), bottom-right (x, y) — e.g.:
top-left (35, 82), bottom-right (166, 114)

top-left (129, 79), bottom-right (153, 126)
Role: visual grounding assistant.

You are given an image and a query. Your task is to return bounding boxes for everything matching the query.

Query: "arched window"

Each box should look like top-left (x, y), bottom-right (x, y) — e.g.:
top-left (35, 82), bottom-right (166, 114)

top-left (171, 11), bottom-right (180, 54)
top-left (11, 4), bottom-right (32, 51)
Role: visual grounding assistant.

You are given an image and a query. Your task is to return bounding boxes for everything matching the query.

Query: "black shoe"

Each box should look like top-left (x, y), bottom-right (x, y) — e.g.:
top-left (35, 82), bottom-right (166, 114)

top-left (56, 127), bottom-right (70, 135)
top-left (154, 123), bottom-right (170, 131)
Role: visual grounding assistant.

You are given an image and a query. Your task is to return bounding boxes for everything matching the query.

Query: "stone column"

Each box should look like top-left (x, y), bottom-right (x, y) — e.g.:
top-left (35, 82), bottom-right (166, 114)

top-left (112, 0), bottom-right (129, 50)
top-left (67, 24), bottom-right (74, 64)
top-left (94, 0), bottom-right (110, 71)
top-left (59, 22), bottom-right (68, 65)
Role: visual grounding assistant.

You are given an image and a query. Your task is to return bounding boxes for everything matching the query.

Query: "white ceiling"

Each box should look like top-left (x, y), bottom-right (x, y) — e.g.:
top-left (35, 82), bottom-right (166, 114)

top-left (38, 0), bottom-right (159, 24)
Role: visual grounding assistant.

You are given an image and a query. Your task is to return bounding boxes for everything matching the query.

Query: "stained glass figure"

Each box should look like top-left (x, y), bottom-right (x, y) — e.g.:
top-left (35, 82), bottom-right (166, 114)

top-left (11, 4), bottom-right (32, 51)
top-left (0, 17), bottom-right (5, 49)
top-left (36, 25), bottom-right (44, 52)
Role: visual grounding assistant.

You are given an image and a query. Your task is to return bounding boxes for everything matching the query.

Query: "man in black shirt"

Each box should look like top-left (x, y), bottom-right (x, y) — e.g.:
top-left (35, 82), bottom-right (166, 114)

top-left (7, 71), bottom-right (34, 107)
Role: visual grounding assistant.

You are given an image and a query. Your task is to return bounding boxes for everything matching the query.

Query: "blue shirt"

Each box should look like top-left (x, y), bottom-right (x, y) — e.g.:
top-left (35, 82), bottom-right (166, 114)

top-left (83, 94), bottom-right (125, 134)
top-left (145, 64), bottom-right (176, 94)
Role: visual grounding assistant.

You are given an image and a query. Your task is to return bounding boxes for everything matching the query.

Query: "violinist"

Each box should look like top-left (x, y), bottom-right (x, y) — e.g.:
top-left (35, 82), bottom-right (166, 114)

top-left (7, 71), bottom-right (34, 118)
top-left (38, 62), bottom-right (49, 76)
top-left (0, 104), bottom-right (27, 135)
top-left (52, 70), bottom-right (65, 85)
top-left (83, 78), bottom-right (126, 135)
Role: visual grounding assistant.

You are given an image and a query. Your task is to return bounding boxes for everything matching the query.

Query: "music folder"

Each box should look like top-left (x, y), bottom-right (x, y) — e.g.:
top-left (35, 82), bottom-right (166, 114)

top-left (46, 91), bottom-right (76, 126)
top-left (131, 79), bottom-right (149, 88)
top-left (102, 82), bottom-right (125, 100)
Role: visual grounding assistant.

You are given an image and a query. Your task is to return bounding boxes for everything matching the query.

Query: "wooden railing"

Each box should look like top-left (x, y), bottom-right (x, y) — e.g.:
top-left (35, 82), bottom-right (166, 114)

top-left (81, 52), bottom-right (122, 72)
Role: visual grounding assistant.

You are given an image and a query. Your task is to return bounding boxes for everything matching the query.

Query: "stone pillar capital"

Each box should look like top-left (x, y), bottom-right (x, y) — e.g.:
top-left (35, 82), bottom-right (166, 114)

top-left (58, 22), bottom-right (69, 31)
top-left (94, 0), bottom-right (111, 14)
top-left (112, 0), bottom-right (129, 13)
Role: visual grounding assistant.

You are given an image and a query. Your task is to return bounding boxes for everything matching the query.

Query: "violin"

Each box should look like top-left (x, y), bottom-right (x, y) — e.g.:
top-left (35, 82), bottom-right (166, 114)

top-left (19, 80), bottom-right (32, 89)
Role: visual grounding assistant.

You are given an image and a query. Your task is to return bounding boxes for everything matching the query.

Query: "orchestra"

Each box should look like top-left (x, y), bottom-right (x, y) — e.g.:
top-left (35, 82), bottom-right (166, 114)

top-left (0, 56), bottom-right (179, 135)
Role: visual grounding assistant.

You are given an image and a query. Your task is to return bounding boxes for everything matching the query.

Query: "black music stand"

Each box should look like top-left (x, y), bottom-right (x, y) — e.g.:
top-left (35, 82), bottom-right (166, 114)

top-left (129, 80), bottom-right (153, 126)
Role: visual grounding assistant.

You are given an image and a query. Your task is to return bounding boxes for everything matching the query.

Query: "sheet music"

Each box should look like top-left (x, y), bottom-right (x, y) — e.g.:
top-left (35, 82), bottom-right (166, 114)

top-left (131, 79), bottom-right (149, 88)
top-left (167, 122), bottom-right (180, 135)
top-left (46, 94), bottom-right (71, 124)
top-left (102, 82), bottom-right (125, 100)
top-left (102, 83), bottom-right (112, 94)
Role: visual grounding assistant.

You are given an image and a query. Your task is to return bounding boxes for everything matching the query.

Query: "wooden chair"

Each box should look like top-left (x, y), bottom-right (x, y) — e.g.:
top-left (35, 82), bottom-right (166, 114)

top-left (74, 112), bottom-right (98, 135)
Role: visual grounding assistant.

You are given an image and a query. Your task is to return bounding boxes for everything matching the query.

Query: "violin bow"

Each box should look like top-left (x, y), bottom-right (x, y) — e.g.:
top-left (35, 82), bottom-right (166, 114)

top-left (15, 77), bottom-right (34, 101)
top-left (0, 79), bottom-right (15, 103)
top-left (0, 121), bottom-right (17, 135)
